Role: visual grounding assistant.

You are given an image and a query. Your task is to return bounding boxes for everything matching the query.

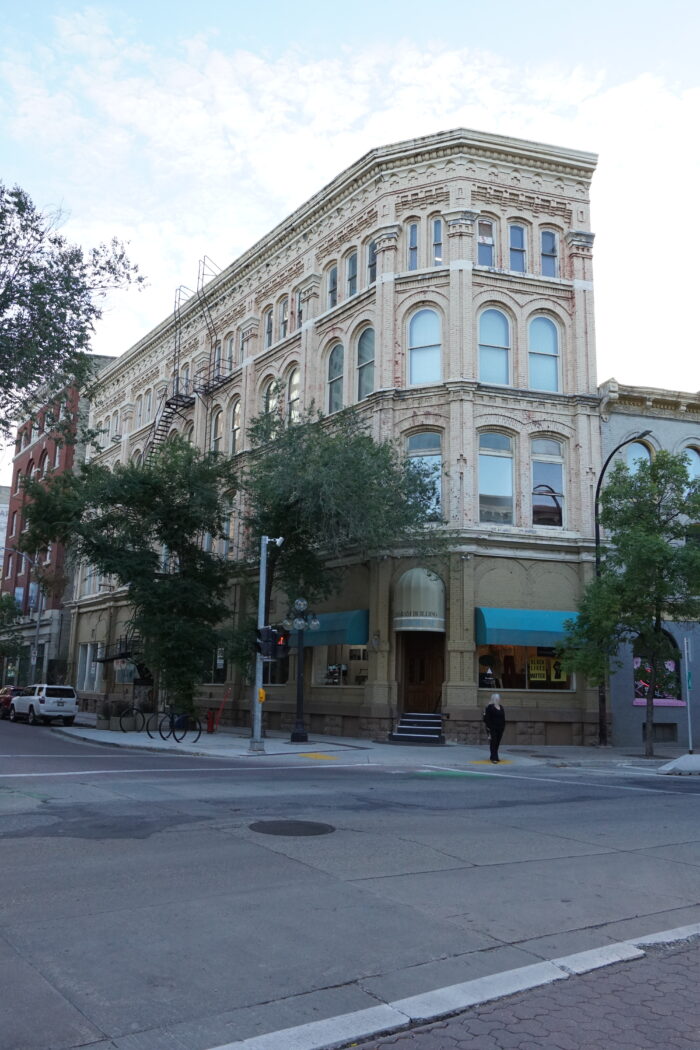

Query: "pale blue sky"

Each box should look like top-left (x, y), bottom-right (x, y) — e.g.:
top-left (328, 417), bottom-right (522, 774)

top-left (1, 1), bottom-right (699, 484)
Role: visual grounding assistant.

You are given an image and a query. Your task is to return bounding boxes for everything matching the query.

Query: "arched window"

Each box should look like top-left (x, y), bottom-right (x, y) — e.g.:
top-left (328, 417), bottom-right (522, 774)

top-left (294, 290), bottom-right (303, 329)
top-left (327, 267), bottom-right (338, 310)
top-left (367, 241), bottom-right (377, 284)
top-left (112, 410), bottom-right (120, 436)
top-left (132, 450), bottom-right (143, 467)
top-left (135, 396), bottom-right (143, 426)
top-left (479, 432), bottom-right (513, 524)
top-left (225, 334), bottom-right (235, 372)
top-left (407, 432), bottom-right (442, 517)
top-left (346, 252), bottom-right (358, 297)
top-left (407, 222), bottom-right (419, 270)
top-left (532, 437), bottom-right (564, 527)
top-left (287, 368), bottom-right (300, 422)
top-left (684, 447), bottom-right (700, 481)
top-left (432, 218), bottom-right (443, 266)
top-left (357, 328), bottom-right (375, 400)
top-left (144, 389), bottom-right (152, 420)
top-left (213, 340), bottom-right (223, 377)
top-left (625, 441), bottom-right (652, 473)
top-left (408, 309), bottom-right (441, 385)
top-left (229, 400), bottom-right (241, 454)
top-left (509, 223), bottom-right (527, 272)
top-left (263, 308), bottom-right (273, 349)
top-left (529, 316), bottom-right (560, 392)
top-left (477, 219), bottom-right (494, 266)
top-left (279, 298), bottom-right (289, 339)
top-left (328, 345), bottom-right (344, 413)
top-left (211, 409), bottom-right (223, 453)
top-left (479, 309), bottom-right (510, 385)
top-left (184, 421), bottom-right (194, 444)
top-left (541, 230), bottom-right (558, 277)
top-left (39, 452), bottom-right (48, 477)
top-left (263, 379), bottom-right (278, 415)
top-left (181, 363), bottom-right (190, 394)
top-left (53, 441), bottom-right (61, 469)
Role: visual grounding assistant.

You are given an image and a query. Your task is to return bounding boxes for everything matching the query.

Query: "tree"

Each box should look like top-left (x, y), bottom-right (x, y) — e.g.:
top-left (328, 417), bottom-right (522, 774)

top-left (559, 450), bottom-right (700, 756)
top-left (0, 183), bottom-right (142, 436)
top-left (241, 405), bottom-right (444, 609)
top-left (21, 437), bottom-right (237, 709)
top-left (0, 592), bottom-right (22, 670)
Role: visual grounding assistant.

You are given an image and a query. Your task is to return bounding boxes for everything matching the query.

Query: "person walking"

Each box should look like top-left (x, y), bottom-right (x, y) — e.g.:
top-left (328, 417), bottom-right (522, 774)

top-left (483, 693), bottom-right (506, 763)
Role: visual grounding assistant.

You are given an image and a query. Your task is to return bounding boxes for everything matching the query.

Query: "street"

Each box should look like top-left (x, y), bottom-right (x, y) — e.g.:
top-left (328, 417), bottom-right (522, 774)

top-left (1, 722), bottom-right (700, 1050)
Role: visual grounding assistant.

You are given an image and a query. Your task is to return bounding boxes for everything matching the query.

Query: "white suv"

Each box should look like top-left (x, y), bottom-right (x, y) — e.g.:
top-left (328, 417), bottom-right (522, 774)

top-left (9, 684), bottom-right (79, 726)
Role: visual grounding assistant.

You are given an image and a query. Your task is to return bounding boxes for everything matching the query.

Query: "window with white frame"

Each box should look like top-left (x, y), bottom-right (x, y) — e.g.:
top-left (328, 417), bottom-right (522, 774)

top-left (264, 308), bottom-right (273, 349)
top-left (408, 309), bottom-right (441, 385)
top-left (541, 230), bottom-right (558, 278)
top-left (347, 252), bottom-right (358, 296)
top-left (528, 316), bottom-right (560, 392)
top-left (532, 438), bottom-right (565, 527)
top-left (328, 345), bottom-right (344, 413)
top-left (479, 432), bottom-right (514, 524)
top-left (230, 400), bottom-right (241, 454)
top-left (328, 266), bottom-right (338, 309)
top-left (279, 298), bottom-right (289, 339)
top-left (287, 367), bottom-right (300, 422)
top-left (211, 409), bottom-right (223, 453)
top-left (509, 224), bottom-right (527, 272)
top-left (478, 220), bottom-right (495, 266)
top-left (357, 328), bottom-right (375, 400)
top-left (53, 441), bottom-right (60, 469)
top-left (5, 554), bottom-right (12, 578)
top-left (367, 241), bottom-right (377, 284)
top-left (407, 432), bottom-right (442, 517)
top-left (479, 309), bottom-right (510, 385)
top-left (263, 379), bottom-right (278, 415)
top-left (407, 222), bottom-right (419, 270)
top-left (432, 218), bottom-right (443, 266)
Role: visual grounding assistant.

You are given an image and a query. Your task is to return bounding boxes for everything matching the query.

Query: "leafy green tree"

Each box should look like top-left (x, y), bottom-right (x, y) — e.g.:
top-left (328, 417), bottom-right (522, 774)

top-left (0, 182), bottom-right (142, 435)
top-left (559, 450), bottom-right (700, 756)
top-left (21, 437), bottom-right (237, 709)
top-left (0, 592), bottom-right (22, 670)
top-left (242, 405), bottom-right (444, 609)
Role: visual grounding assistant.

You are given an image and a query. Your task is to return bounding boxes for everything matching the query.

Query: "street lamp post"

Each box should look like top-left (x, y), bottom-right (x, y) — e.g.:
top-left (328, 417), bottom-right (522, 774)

top-left (0, 546), bottom-right (41, 684)
top-left (593, 429), bottom-right (652, 745)
top-left (283, 598), bottom-right (319, 743)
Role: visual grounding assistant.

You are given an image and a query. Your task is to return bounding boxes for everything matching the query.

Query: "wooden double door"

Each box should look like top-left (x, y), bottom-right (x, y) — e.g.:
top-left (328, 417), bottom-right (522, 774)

top-left (400, 631), bottom-right (445, 713)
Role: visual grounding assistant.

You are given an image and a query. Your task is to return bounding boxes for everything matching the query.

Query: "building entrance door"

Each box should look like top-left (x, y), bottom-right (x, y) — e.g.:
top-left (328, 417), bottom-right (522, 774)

top-left (400, 632), bottom-right (445, 713)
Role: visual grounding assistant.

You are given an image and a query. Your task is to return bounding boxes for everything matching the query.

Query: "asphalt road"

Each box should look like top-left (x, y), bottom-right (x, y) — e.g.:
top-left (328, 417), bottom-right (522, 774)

top-left (2, 721), bottom-right (700, 1050)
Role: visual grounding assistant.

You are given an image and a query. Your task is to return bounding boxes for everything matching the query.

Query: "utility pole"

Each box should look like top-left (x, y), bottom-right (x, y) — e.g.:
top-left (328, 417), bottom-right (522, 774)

top-left (249, 535), bottom-right (283, 753)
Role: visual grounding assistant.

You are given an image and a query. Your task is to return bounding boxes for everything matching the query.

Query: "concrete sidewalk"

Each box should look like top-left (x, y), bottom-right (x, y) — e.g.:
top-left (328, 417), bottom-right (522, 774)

top-left (56, 713), bottom-right (690, 771)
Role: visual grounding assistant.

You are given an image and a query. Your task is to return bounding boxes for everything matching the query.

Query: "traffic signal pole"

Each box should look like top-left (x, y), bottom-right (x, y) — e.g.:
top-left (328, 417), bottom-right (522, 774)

top-left (249, 535), bottom-right (283, 753)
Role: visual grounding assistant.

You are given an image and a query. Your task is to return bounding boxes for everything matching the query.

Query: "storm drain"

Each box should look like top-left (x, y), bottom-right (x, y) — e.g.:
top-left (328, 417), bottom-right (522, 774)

top-left (249, 820), bottom-right (335, 837)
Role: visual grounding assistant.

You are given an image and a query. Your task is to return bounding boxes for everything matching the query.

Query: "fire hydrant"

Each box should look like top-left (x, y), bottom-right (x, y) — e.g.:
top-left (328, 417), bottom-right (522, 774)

top-left (206, 709), bottom-right (216, 734)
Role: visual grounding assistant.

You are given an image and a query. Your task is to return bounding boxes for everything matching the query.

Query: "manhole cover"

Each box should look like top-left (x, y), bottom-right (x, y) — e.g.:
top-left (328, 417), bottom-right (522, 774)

top-left (249, 820), bottom-right (335, 837)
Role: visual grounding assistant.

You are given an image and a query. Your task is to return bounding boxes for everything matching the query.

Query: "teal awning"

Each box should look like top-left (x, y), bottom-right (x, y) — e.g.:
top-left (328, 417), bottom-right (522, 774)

top-left (303, 609), bottom-right (369, 648)
top-left (475, 607), bottom-right (577, 647)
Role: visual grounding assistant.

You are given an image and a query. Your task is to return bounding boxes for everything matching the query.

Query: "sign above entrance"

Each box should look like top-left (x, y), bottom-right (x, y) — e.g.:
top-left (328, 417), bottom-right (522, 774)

top-left (393, 568), bottom-right (445, 632)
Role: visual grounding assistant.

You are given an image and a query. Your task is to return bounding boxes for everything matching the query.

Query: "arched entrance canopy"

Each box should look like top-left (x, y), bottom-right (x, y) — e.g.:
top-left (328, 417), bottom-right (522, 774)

top-left (393, 569), bottom-right (445, 632)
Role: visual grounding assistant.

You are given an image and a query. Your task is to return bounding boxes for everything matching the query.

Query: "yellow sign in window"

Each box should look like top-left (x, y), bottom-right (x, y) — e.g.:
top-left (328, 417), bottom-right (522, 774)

top-left (528, 657), bottom-right (547, 682)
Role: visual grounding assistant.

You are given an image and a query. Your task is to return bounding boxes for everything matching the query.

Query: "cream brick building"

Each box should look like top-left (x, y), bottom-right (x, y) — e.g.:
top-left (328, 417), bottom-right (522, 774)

top-left (70, 127), bottom-right (602, 744)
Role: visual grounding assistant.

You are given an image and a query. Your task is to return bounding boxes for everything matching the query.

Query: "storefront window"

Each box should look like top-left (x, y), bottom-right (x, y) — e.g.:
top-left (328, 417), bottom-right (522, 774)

top-left (314, 645), bottom-right (369, 686)
top-left (632, 653), bottom-right (684, 706)
top-left (477, 645), bottom-right (572, 690)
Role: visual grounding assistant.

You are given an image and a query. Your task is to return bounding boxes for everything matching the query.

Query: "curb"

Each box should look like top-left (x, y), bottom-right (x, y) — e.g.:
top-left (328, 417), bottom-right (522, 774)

top-left (206, 924), bottom-right (700, 1050)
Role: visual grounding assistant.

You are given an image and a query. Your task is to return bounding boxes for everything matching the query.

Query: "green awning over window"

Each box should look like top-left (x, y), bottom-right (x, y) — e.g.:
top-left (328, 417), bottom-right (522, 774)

top-left (475, 607), bottom-right (577, 647)
top-left (303, 609), bottom-right (369, 648)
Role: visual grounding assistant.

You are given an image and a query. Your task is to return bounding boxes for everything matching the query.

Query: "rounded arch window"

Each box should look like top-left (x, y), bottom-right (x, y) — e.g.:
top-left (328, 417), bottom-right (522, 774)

top-left (183, 421), bottom-right (194, 444)
top-left (132, 450), bottom-right (143, 467)
top-left (528, 316), bottom-right (559, 392)
top-left (230, 400), bottom-right (241, 454)
top-left (532, 437), bottom-right (564, 527)
top-left (625, 441), bottom-right (651, 473)
top-left (684, 447), bottom-right (700, 481)
top-left (211, 409), bottom-right (223, 452)
top-left (357, 328), bottom-right (375, 400)
top-left (262, 378), bottom-right (278, 415)
top-left (408, 309), bottom-right (441, 385)
top-left (479, 308), bottom-right (510, 385)
top-left (328, 345), bottom-right (344, 413)
top-left (479, 432), bottom-right (513, 524)
top-left (287, 367), bottom-right (300, 422)
top-left (407, 432), bottom-right (442, 518)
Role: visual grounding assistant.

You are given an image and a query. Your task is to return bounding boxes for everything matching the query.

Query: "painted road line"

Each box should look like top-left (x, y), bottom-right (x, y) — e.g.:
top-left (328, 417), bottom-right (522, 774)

top-left (421, 765), bottom-right (700, 795)
top-left (299, 753), bottom-right (339, 760)
top-left (0, 763), bottom-right (383, 779)
top-left (206, 927), bottom-right (700, 1050)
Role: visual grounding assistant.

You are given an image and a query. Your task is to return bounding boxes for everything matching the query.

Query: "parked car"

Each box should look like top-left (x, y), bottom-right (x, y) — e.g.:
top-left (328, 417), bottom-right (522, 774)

top-left (9, 684), bottom-right (79, 726)
top-left (0, 685), bottom-right (26, 720)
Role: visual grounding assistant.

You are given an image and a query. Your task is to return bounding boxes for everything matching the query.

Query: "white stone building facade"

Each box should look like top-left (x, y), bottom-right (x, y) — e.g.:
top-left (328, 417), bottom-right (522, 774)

top-left (70, 128), bottom-right (602, 743)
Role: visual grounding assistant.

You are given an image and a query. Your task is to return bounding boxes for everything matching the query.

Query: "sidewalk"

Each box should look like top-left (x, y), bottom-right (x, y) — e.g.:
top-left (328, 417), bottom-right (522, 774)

top-left (56, 713), bottom-right (690, 771)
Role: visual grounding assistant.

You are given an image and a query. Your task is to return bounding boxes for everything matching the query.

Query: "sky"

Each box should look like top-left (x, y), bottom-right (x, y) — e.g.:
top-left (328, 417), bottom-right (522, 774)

top-left (1, 1), bottom-right (699, 479)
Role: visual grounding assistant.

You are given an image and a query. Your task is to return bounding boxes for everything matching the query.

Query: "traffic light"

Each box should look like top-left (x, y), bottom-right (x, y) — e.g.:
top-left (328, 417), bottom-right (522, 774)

top-left (274, 631), bottom-right (289, 660)
top-left (255, 627), bottom-right (275, 660)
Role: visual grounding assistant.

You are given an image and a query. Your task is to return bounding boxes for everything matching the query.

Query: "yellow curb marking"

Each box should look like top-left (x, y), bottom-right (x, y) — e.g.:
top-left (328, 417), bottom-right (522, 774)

top-left (299, 752), bottom-right (338, 760)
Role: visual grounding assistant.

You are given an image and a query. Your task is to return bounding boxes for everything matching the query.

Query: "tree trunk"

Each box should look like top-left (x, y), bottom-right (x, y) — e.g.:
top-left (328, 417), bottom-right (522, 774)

top-left (645, 657), bottom-right (658, 759)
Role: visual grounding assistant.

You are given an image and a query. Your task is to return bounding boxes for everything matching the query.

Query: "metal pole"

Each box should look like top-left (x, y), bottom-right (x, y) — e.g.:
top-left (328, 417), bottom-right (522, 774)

top-left (249, 535), bottom-right (269, 753)
top-left (290, 627), bottom-right (308, 742)
top-left (30, 588), bottom-right (42, 682)
top-left (593, 430), bottom-right (652, 745)
top-left (684, 636), bottom-right (693, 754)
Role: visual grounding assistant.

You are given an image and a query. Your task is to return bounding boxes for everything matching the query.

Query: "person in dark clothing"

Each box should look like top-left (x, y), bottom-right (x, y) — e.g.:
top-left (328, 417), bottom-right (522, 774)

top-left (483, 693), bottom-right (506, 763)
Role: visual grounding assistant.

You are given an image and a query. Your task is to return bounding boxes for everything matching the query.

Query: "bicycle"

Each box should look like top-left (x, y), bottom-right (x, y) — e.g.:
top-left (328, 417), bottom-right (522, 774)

top-left (118, 704), bottom-right (147, 733)
top-left (158, 705), bottom-right (202, 744)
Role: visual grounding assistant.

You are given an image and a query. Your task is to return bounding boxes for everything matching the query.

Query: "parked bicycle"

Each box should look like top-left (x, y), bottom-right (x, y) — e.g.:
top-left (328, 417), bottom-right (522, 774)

top-left (118, 704), bottom-right (147, 733)
top-left (157, 704), bottom-right (202, 744)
